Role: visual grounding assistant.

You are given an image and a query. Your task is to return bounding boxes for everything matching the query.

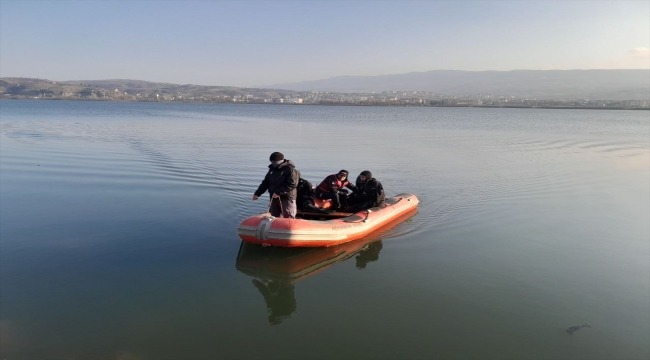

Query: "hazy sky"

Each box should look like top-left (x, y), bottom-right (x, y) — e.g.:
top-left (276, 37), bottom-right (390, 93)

top-left (1, 0), bottom-right (648, 87)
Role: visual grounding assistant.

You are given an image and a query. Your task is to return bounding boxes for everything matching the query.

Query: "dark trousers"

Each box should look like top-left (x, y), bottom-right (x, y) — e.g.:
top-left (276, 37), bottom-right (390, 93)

top-left (315, 189), bottom-right (347, 209)
top-left (269, 197), bottom-right (297, 218)
top-left (346, 194), bottom-right (385, 212)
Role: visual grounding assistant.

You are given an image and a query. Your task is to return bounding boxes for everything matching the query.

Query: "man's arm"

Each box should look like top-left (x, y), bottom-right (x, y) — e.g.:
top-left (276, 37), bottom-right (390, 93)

top-left (374, 181), bottom-right (385, 205)
top-left (345, 180), bottom-right (357, 192)
top-left (253, 173), bottom-right (270, 198)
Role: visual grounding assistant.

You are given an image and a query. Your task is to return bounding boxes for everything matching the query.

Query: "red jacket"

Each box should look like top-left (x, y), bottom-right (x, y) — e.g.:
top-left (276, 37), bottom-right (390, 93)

top-left (317, 174), bottom-right (356, 193)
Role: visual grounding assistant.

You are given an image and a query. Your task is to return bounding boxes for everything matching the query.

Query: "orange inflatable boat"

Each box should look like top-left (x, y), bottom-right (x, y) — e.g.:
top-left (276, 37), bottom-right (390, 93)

top-left (236, 208), bottom-right (417, 281)
top-left (237, 193), bottom-right (419, 247)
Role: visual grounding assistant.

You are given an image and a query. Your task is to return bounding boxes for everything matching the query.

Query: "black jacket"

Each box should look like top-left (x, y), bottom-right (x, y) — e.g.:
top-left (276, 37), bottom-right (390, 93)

top-left (254, 160), bottom-right (300, 201)
top-left (296, 178), bottom-right (315, 208)
top-left (353, 177), bottom-right (385, 207)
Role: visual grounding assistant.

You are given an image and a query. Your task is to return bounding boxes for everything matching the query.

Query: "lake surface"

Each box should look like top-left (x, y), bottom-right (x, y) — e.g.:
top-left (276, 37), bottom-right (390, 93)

top-left (1, 100), bottom-right (648, 360)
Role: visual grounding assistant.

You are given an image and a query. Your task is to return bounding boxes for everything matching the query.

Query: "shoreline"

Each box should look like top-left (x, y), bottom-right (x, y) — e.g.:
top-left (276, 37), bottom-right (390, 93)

top-left (1, 98), bottom-right (648, 111)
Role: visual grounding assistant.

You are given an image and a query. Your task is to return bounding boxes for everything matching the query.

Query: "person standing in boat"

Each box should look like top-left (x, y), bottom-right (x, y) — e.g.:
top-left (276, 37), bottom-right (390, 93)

top-left (314, 169), bottom-right (356, 210)
top-left (346, 170), bottom-right (385, 212)
top-left (252, 152), bottom-right (300, 218)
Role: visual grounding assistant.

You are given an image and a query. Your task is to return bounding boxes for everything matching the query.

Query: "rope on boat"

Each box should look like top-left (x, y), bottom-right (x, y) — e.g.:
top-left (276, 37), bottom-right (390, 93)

top-left (344, 209), bottom-right (371, 223)
top-left (266, 196), bottom-right (284, 216)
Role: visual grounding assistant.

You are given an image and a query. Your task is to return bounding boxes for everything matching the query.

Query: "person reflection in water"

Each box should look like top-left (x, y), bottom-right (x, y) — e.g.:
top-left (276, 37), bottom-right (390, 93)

top-left (251, 279), bottom-right (297, 325)
top-left (355, 241), bottom-right (383, 269)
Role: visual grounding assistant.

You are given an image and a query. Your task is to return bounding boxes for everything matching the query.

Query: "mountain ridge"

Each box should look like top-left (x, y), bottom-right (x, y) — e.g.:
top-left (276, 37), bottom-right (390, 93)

top-left (267, 69), bottom-right (650, 100)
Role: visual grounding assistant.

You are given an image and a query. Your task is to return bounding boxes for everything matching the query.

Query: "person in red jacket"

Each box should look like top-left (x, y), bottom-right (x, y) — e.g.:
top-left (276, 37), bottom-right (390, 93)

top-left (314, 169), bottom-right (356, 210)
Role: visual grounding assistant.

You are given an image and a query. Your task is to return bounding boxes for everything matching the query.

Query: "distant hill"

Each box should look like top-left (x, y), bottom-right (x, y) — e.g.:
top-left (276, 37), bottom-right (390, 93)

top-left (69, 79), bottom-right (296, 97)
top-left (0, 78), bottom-right (297, 100)
top-left (268, 70), bottom-right (650, 100)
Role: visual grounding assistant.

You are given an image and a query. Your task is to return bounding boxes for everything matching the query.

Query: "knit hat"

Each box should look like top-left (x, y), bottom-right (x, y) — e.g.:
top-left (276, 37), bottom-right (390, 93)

top-left (360, 170), bottom-right (372, 179)
top-left (269, 152), bottom-right (284, 161)
top-left (337, 169), bottom-right (349, 178)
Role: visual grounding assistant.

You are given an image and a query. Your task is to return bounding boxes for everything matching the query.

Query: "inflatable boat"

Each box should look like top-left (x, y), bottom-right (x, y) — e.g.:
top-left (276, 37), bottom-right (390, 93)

top-left (236, 208), bottom-right (416, 281)
top-left (237, 193), bottom-right (419, 247)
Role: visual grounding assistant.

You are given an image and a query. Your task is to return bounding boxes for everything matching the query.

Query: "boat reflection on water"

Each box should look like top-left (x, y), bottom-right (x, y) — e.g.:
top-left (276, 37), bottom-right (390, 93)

top-left (235, 208), bottom-right (417, 325)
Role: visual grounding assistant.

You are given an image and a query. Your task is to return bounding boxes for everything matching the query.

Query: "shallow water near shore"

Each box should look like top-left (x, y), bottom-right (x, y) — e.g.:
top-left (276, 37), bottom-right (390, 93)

top-left (1, 100), bottom-right (649, 360)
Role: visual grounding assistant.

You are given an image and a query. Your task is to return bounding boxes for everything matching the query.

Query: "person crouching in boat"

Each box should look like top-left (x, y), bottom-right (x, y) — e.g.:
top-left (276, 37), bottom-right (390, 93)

top-left (314, 170), bottom-right (356, 210)
top-left (296, 178), bottom-right (330, 214)
top-left (252, 152), bottom-right (300, 218)
top-left (346, 170), bottom-right (385, 212)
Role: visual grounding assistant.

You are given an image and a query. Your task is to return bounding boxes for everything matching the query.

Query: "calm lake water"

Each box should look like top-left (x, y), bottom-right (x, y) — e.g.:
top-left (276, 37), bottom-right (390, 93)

top-left (1, 100), bottom-right (648, 360)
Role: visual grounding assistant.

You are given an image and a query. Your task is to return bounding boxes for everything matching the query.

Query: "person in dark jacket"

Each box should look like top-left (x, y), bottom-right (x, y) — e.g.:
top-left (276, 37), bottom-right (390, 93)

top-left (314, 170), bottom-right (356, 210)
top-left (346, 170), bottom-right (385, 212)
top-left (253, 152), bottom-right (300, 218)
top-left (296, 178), bottom-right (330, 214)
